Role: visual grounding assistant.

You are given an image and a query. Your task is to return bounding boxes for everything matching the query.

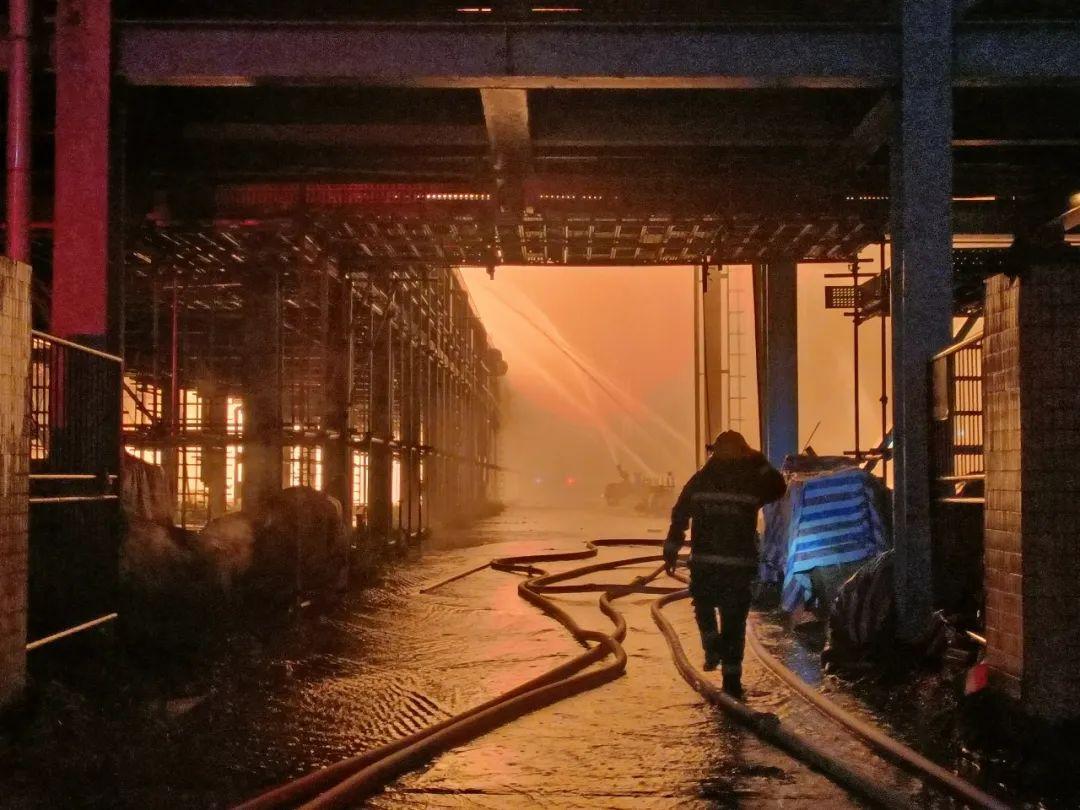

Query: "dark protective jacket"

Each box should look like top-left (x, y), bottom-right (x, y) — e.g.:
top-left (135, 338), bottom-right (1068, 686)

top-left (665, 451), bottom-right (787, 566)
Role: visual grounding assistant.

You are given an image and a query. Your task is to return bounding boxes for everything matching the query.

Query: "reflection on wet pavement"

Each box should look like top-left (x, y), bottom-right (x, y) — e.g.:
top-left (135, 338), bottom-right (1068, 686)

top-left (8, 507), bottom-right (931, 808)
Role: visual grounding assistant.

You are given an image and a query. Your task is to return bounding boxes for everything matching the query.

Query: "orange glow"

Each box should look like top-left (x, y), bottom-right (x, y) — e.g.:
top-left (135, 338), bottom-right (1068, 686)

top-left (461, 266), bottom-right (695, 502)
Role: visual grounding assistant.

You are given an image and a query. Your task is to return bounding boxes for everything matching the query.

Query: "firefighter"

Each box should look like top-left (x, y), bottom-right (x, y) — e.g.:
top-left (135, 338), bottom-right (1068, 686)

top-left (663, 430), bottom-right (786, 697)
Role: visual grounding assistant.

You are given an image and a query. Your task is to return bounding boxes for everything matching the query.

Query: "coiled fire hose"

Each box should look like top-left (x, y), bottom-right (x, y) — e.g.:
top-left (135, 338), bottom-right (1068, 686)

top-left (236, 540), bottom-right (1009, 810)
top-left (236, 539), bottom-right (668, 810)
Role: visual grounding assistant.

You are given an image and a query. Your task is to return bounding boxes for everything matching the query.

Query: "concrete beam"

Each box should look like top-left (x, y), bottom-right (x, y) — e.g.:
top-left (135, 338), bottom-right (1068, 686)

top-left (481, 89), bottom-right (531, 168)
top-left (115, 21), bottom-right (1080, 89)
top-left (117, 22), bottom-right (898, 88)
top-left (890, 0), bottom-right (955, 641)
top-left (179, 120), bottom-right (1080, 153)
top-left (481, 88), bottom-right (531, 213)
top-left (1051, 202), bottom-right (1080, 234)
top-left (184, 122), bottom-right (489, 148)
top-left (843, 94), bottom-right (894, 171)
top-left (955, 22), bottom-right (1080, 85)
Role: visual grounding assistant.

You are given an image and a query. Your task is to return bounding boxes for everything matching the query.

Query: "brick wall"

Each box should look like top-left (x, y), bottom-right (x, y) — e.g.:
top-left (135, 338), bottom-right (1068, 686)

top-left (983, 273), bottom-right (1023, 689)
top-left (0, 257), bottom-right (30, 711)
top-left (983, 262), bottom-right (1080, 720)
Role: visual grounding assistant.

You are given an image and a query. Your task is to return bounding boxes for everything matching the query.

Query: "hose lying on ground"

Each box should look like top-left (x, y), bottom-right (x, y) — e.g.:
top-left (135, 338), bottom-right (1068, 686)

top-left (236, 539), bottom-right (669, 810)
top-left (651, 586), bottom-right (912, 810)
top-left (744, 616), bottom-right (1011, 810)
top-left (237, 540), bottom-right (1004, 810)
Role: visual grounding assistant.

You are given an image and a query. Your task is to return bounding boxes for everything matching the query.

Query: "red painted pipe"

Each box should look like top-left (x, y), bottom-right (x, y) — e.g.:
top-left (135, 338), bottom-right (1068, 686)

top-left (6, 0), bottom-right (31, 263)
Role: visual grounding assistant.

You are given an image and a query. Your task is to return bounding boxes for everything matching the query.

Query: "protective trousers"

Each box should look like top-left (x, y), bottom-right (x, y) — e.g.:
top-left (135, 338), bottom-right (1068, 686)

top-left (688, 563), bottom-right (755, 676)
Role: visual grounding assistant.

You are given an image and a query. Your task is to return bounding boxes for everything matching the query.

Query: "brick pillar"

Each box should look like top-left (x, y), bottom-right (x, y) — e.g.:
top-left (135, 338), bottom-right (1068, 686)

top-left (983, 273), bottom-right (1023, 690)
top-left (983, 263), bottom-right (1080, 720)
top-left (0, 258), bottom-right (30, 711)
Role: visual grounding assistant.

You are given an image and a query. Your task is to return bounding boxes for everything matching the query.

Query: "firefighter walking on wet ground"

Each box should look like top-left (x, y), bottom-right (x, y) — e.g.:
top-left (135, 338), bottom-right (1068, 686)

top-left (664, 430), bottom-right (786, 697)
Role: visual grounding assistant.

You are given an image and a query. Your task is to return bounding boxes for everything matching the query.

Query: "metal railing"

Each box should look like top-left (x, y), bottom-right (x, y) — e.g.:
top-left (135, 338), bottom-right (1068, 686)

top-left (930, 330), bottom-right (984, 504)
top-left (27, 331), bottom-right (123, 648)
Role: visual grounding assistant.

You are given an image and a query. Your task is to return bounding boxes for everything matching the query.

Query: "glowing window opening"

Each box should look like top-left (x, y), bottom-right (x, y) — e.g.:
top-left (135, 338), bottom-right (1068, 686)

top-left (286, 445), bottom-right (324, 490)
top-left (124, 446), bottom-right (162, 467)
top-left (178, 445), bottom-right (209, 528)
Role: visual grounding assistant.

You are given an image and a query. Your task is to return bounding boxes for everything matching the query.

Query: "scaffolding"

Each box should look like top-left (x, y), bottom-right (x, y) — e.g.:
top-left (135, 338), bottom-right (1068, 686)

top-left (123, 221), bottom-right (504, 538)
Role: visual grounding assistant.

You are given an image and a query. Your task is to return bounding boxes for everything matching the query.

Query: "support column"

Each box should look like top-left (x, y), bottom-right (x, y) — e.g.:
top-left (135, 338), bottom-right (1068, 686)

top-left (889, 0), bottom-right (954, 640)
top-left (240, 261), bottom-right (282, 512)
top-left (984, 263), bottom-right (1080, 720)
top-left (0, 258), bottom-right (30, 712)
top-left (6, 0), bottom-right (32, 263)
top-left (368, 293), bottom-right (393, 540)
top-left (435, 359), bottom-right (448, 524)
top-left (402, 328), bottom-right (422, 538)
top-left (202, 389), bottom-right (227, 519)
top-left (701, 267), bottom-right (728, 446)
top-left (753, 261), bottom-right (799, 468)
top-left (52, 0), bottom-right (112, 344)
top-left (323, 271), bottom-right (353, 518)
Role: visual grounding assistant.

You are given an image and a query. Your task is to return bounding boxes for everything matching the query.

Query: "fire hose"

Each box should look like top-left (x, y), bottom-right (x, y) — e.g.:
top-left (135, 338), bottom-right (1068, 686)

top-left (236, 540), bottom-right (1008, 810)
top-left (662, 568), bottom-right (1011, 810)
top-left (743, 615), bottom-right (1011, 810)
top-left (236, 539), bottom-right (665, 810)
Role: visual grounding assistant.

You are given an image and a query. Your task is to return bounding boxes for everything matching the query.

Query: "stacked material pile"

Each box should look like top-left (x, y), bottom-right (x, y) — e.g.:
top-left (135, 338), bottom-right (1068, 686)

top-left (761, 463), bottom-right (890, 615)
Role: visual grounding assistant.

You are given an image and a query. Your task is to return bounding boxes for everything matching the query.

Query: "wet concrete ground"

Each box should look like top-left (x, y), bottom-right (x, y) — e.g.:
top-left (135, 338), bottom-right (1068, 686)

top-left (5, 506), bottom-right (935, 808)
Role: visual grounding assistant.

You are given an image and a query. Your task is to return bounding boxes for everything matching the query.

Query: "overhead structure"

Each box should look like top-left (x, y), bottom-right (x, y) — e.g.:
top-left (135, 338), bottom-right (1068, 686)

top-left (22, 0), bottom-right (1080, 641)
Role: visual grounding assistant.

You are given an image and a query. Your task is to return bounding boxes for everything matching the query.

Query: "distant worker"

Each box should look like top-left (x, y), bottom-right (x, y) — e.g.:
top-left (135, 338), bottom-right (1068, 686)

top-left (663, 430), bottom-right (786, 697)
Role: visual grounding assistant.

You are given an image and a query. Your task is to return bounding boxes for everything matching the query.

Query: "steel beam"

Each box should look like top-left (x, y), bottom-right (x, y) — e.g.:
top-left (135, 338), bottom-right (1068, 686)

top-left (753, 261), bottom-right (799, 469)
top-left (890, 0), bottom-right (955, 641)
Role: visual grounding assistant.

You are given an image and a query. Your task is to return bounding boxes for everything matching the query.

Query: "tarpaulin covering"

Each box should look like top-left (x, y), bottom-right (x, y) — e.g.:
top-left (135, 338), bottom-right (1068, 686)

top-left (760, 466), bottom-right (890, 613)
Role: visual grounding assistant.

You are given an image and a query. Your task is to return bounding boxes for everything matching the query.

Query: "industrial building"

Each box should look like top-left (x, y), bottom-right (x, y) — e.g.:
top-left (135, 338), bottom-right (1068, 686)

top-left (2, 3), bottom-right (1080, 803)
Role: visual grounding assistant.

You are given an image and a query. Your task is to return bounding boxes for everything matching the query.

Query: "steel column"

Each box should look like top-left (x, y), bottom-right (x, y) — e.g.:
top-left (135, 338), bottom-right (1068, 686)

top-left (52, 0), bottom-right (111, 343)
top-left (240, 258), bottom-right (283, 512)
top-left (323, 266), bottom-right (353, 518)
top-left (5, 0), bottom-right (31, 263)
top-left (367, 285), bottom-right (394, 540)
top-left (754, 261), bottom-right (799, 468)
top-left (203, 389), bottom-right (227, 519)
top-left (889, 0), bottom-right (954, 640)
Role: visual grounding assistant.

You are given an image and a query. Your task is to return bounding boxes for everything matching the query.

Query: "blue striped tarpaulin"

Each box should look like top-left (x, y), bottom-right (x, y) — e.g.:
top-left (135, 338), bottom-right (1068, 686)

top-left (768, 468), bottom-right (888, 613)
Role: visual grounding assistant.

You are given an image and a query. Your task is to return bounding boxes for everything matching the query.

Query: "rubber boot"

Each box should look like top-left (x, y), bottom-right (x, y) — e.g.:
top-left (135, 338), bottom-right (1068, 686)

top-left (702, 633), bottom-right (721, 671)
top-left (722, 668), bottom-right (743, 699)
